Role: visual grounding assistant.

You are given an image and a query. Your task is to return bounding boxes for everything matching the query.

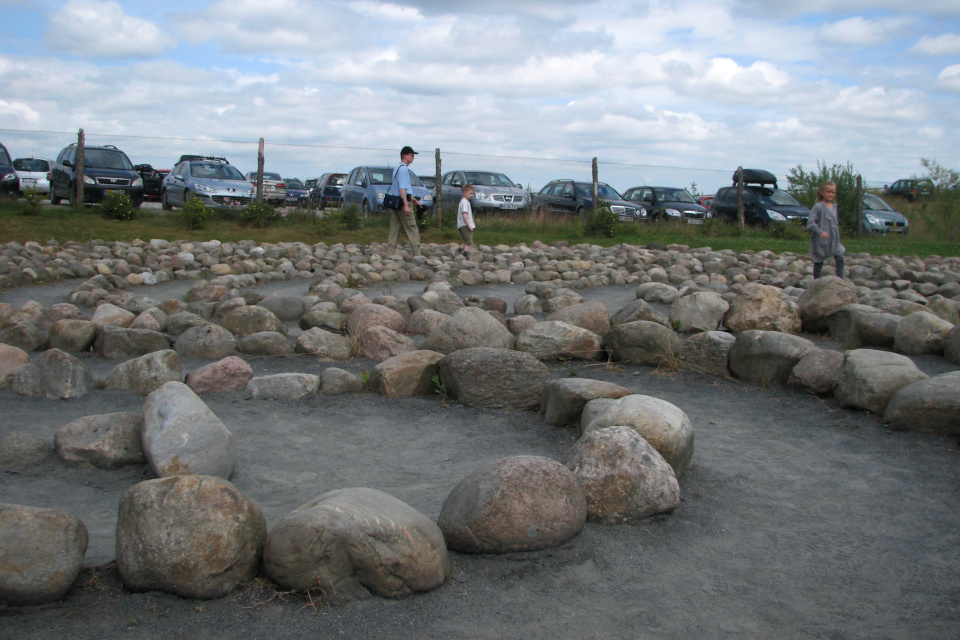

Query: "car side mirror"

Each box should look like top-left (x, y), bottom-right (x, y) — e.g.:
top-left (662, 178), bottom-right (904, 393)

top-left (517, 183), bottom-right (522, 188)
top-left (63, 160), bottom-right (73, 168)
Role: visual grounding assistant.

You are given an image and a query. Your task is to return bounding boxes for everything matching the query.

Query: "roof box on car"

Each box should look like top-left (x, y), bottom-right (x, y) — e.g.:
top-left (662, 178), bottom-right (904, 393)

top-left (733, 168), bottom-right (777, 187)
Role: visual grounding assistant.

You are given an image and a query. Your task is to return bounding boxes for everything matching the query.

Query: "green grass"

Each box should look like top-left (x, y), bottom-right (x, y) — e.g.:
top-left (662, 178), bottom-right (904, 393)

top-left (1, 197), bottom-right (958, 259)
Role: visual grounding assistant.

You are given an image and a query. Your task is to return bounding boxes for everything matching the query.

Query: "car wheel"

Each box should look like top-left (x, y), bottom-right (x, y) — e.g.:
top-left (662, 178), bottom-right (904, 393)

top-left (50, 187), bottom-right (61, 205)
top-left (67, 184), bottom-right (78, 208)
top-left (161, 190), bottom-right (173, 210)
top-left (361, 200), bottom-right (370, 217)
top-left (576, 206), bottom-right (586, 221)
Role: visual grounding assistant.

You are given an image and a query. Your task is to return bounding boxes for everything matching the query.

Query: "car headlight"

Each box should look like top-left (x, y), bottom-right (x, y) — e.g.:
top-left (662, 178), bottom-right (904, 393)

top-left (475, 192), bottom-right (493, 202)
top-left (195, 183), bottom-right (215, 193)
top-left (83, 175), bottom-right (96, 184)
top-left (610, 205), bottom-right (626, 214)
top-left (865, 213), bottom-right (881, 225)
top-left (767, 210), bottom-right (786, 221)
top-left (420, 195), bottom-right (433, 205)
top-left (132, 177), bottom-right (143, 187)
top-left (664, 208), bottom-right (681, 217)
top-left (1, 173), bottom-right (16, 183)
top-left (377, 192), bottom-right (385, 203)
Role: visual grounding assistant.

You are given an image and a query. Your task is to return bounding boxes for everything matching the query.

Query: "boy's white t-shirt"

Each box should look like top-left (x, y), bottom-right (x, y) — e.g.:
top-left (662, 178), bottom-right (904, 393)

top-left (457, 197), bottom-right (475, 230)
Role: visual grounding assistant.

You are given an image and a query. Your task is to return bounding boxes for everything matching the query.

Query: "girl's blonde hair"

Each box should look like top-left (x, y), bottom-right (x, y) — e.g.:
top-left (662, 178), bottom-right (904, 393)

top-left (816, 182), bottom-right (836, 202)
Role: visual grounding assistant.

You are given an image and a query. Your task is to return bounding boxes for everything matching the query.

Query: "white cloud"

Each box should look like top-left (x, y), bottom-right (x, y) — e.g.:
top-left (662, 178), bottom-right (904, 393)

top-left (936, 64), bottom-right (960, 92)
top-left (0, 99), bottom-right (41, 126)
top-left (819, 16), bottom-right (906, 46)
top-left (44, 0), bottom-right (173, 58)
top-left (912, 33), bottom-right (960, 55)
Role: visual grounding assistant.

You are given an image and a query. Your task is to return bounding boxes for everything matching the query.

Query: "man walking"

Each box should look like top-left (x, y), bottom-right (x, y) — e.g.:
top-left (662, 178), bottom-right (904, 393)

top-left (384, 146), bottom-right (422, 258)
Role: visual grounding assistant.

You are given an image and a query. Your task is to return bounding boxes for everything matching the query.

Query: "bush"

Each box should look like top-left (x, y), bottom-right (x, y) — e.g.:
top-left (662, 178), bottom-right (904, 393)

top-left (179, 197), bottom-right (212, 230)
top-left (337, 203), bottom-right (362, 230)
top-left (584, 204), bottom-right (619, 238)
top-left (100, 191), bottom-right (137, 221)
top-left (240, 200), bottom-right (280, 227)
top-left (786, 160), bottom-right (860, 230)
top-left (769, 221), bottom-right (806, 240)
top-left (18, 189), bottom-right (44, 216)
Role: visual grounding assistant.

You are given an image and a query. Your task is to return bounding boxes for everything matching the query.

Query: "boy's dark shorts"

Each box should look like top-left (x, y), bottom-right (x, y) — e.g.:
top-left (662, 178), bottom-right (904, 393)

top-left (458, 226), bottom-right (474, 245)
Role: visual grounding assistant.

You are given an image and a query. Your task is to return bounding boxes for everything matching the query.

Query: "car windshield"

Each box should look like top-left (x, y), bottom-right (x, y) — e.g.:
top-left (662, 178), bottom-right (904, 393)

top-left (14, 159), bottom-right (49, 172)
top-left (0, 148), bottom-right (11, 165)
top-left (286, 179), bottom-right (304, 189)
top-left (369, 168), bottom-right (393, 185)
top-left (84, 149), bottom-right (133, 170)
top-left (191, 163), bottom-right (245, 180)
top-left (263, 173), bottom-right (282, 181)
top-left (654, 188), bottom-right (697, 204)
top-left (463, 172), bottom-right (515, 188)
top-left (863, 194), bottom-right (894, 212)
top-left (329, 175), bottom-right (345, 186)
top-left (751, 187), bottom-right (802, 207)
top-left (575, 184), bottom-right (622, 200)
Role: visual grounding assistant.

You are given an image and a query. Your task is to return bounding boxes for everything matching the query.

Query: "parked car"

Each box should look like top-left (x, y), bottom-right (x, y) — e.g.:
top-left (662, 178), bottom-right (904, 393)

top-left (438, 170), bottom-right (526, 214)
top-left (13, 158), bottom-right (51, 194)
top-left (884, 178), bottom-right (934, 201)
top-left (134, 164), bottom-right (168, 200)
top-left (0, 143), bottom-right (20, 196)
top-left (49, 144), bottom-right (144, 207)
top-left (622, 186), bottom-right (710, 224)
top-left (244, 171), bottom-right (287, 205)
top-left (698, 195), bottom-right (714, 208)
top-left (419, 175), bottom-right (437, 190)
top-left (162, 157), bottom-right (254, 210)
top-left (308, 172), bottom-right (346, 209)
top-left (862, 194), bottom-right (909, 235)
top-left (340, 166), bottom-right (433, 216)
top-left (284, 178), bottom-right (310, 206)
top-left (710, 169), bottom-right (809, 227)
top-left (532, 179), bottom-right (642, 221)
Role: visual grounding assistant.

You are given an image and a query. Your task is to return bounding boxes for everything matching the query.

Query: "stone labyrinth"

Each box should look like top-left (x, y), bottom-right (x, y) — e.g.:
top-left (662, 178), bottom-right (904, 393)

top-left (0, 237), bottom-right (958, 606)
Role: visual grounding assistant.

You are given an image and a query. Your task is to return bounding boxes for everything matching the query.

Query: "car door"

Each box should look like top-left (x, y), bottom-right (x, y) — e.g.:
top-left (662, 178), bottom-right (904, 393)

top-left (51, 147), bottom-right (74, 199)
top-left (341, 168), bottom-right (361, 207)
top-left (166, 162), bottom-right (188, 205)
top-left (441, 171), bottom-right (464, 211)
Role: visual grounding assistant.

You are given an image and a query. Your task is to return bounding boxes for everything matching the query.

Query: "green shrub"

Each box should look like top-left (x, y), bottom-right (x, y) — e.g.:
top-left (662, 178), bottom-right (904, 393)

top-left (337, 204), bottom-right (362, 230)
top-left (769, 221), bottom-right (806, 240)
top-left (179, 197), bottom-right (212, 230)
top-left (100, 191), bottom-right (137, 221)
top-left (18, 189), bottom-right (45, 216)
top-left (584, 204), bottom-right (619, 238)
top-left (240, 200), bottom-right (280, 227)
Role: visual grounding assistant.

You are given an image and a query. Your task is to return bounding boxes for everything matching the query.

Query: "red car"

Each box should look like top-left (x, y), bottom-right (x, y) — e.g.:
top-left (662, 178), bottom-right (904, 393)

top-left (698, 195), bottom-right (714, 208)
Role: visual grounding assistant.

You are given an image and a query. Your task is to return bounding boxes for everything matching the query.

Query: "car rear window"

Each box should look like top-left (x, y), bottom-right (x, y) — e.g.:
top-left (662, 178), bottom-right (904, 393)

top-left (14, 159), bottom-right (50, 172)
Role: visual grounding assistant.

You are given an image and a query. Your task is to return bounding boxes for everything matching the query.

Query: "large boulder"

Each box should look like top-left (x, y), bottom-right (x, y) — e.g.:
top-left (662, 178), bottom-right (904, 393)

top-left (0, 343), bottom-right (30, 388)
top-left (406, 309), bottom-right (451, 336)
top-left (263, 488), bottom-right (450, 599)
top-left (369, 350), bottom-right (444, 397)
top-left (669, 291), bottom-right (729, 333)
top-left (582, 394), bottom-right (694, 477)
top-left (12, 348), bottom-right (95, 399)
top-left (116, 475), bottom-right (266, 599)
top-left (237, 331), bottom-right (294, 356)
top-left (603, 321), bottom-right (681, 366)
top-left (294, 327), bottom-right (352, 359)
top-left (724, 282), bottom-right (801, 334)
top-left (220, 305), bottom-right (285, 337)
top-left (728, 330), bottom-right (818, 386)
top-left (0, 432), bottom-right (50, 468)
top-left (679, 331), bottom-right (735, 377)
top-left (834, 349), bottom-right (929, 415)
top-left (257, 294), bottom-right (306, 323)
top-left (946, 325), bottom-right (960, 365)
top-left (563, 426), bottom-right (680, 522)
top-left (422, 307), bottom-right (514, 354)
top-left (184, 356), bottom-right (253, 394)
top-left (825, 304), bottom-right (900, 349)
top-left (173, 324), bottom-right (237, 359)
top-left (538, 378), bottom-right (632, 427)
top-left (438, 347), bottom-right (550, 410)
top-left (91, 302), bottom-right (136, 327)
top-left (637, 282), bottom-right (679, 304)
top-left (787, 348), bottom-right (845, 396)
top-left (48, 319), bottom-right (98, 353)
top-left (94, 325), bottom-right (169, 359)
top-left (346, 303), bottom-right (406, 336)
top-left (515, 321), bottom-right (604, 361)
top-left (55, 412), bottom-right (145, 468)
top-left (797, 276), bottom-right (859, 333)
top-left (358, 326), bottom-right (417, 362)
top-left (103, 349), bottom-right (182, 395)
top-left (546, 301), bottom-right (611, 336)
top-left (320, 367), bottom-right (363, 395)
top-left (437, 456), bottom-right (586, 553)
top-left (893, 310), bottom-right (954, 355)
top-left (142, 381), bottom-right (237, 479)
top-left (883, 371), bottom-right (960, 436)
top-left (245, 373), bottom-right (320, 400)
top-left (0, 321), bottom-right (48, 352)
top-left (609, 298), bottom-right (668, 327)
top-left (0, 504), bottom-right (88, 605)
top-left (299, 310), bottom-right (348, 334)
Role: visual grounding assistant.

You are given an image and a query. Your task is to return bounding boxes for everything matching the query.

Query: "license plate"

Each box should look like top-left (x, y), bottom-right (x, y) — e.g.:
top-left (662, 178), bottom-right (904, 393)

top-left (501, 204), bottom-right (518, 210)
top-left (103, 189), bottom-right (119, 195)
top-left (687, 219), bottom-right (704, 225)
top-left (22, 179), bottom-right (37, 185)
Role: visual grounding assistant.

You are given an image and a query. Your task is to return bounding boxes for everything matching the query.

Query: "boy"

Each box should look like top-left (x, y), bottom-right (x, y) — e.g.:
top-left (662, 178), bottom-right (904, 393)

top-left (457, 184), bottom-right (476, 255)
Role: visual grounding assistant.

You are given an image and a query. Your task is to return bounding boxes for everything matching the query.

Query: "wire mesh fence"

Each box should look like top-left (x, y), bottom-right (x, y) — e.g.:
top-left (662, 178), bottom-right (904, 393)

top-left (0, 127), bottom-right (889, 204)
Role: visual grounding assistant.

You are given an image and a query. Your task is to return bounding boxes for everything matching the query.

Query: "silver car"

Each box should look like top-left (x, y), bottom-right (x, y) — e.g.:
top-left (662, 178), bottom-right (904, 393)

top-left (244, 171), bottom-right (287, 205)
top-left (862, 194), bottom-right (909, 235)
top-left (162, 159), bottom-right (254, 209)
top-left (439, 170), bottom-right (526, 213)
top-left (13, 158), bottom-right (51, 194)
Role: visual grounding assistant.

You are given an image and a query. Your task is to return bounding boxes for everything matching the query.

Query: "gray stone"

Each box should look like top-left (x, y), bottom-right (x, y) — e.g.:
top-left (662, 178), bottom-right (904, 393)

top-left (603, 321), bottom-right (681, 366)
top-left (422, 307), bottom-right (514, 354)
top-left (257, 294), bottom-right (306, 322)
top-left (546, 301), bottom-right (610, 336)
top-left (185, 356), bottom-right (253, 394)
top-left (263, 488), bottom-right (450, 599)
top-left (94, 325), bottom-right (169, 359)
top-left (174, 324), bottom-right (238, 359)
top-left (787, 348), bottom-right (845, 395)
top-left (320, 367), bottom-right (363, 395)
top-left (797, 276), bottom-right (860, 332)
top-left (724, 282), bottom-right (801, 334)
top-left (679, 331), bottom-right (735, 377)
top-left (563, 426), bottom-right (680, 522)
top-left (406, 308), bottom-right (450, 336)
top-left (221, 305), bottom-right (285, 337)
top-left (12, 348), bottom-right (95, 398)
top-left (0, 432), bottom-right (50, 468)
top-left (116, 475), bottom-right (266, 599)
top-left (48, 319), bottom-right (98, 352)
top-left (945, 325), bottom-right (960, 365)
top-left (437, 456), bottom-right (586, 553)
top-left (893, 310), bottom-right (954, 355)
top-left (369, 350), bottom-right (444, 397)
top-left (237, 331), bottom-right (294, 356)
top-left (0, 321), bottom-right (49, 351)
top-left (55, 412), bottom-right (145, 468)
top-left (358, 325), bottom-right (417, 361)
top-left (835, 348), bottom-right (929, 415)
top-left (299, 310), bottom-right (348, 333)
top-left (0, 503), bottom-right (88, 605)
top-left (728, 330), bottom-right (818, 386)
top-left (142, 381), bottom-right (237, 479)
top-left (538, 378), bottom-right (632, 427)
top-left (669, 291), bottom-right (729, 333)
top-left (609, 298), bottom-right (669, 327)
top-left (165, 311), bottom-right (208, 337)
top-left (295, 328), bottom-right (352, 359)
top-left (513, 294), bottom-right (542, 315)
top-left (438, 347), bottom-right (550, 410)
top-left (515, 321), bottom-right (604, 361)
top-left (884, 371), bottom-right (960, 436)
top-left (0, 343), bottom-right (30, 388)
top-left (245, 373), bottom-right (320, 400)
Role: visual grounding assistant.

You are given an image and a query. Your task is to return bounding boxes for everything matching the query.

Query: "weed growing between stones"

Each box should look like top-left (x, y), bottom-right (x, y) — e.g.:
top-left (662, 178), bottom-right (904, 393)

top-left (179, 198), bottom-right (212, 230)
top-left (432, 374), bottom-right (450, 408)
top-left (100, 191), bottom-right (137, 221)
top-left (18, 189), bottom-right (44, 216)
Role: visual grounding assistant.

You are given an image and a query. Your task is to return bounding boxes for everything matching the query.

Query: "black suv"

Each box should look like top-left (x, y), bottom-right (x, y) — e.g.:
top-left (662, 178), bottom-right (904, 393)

top-left (50, 144), bottom-right (144, 207)
top-left (532, 179), bottom-right (642, 221)
top-left (710, 169), bottom-right (809, 227)
top-left (0, 142), bottom-right (18, 196)
top-left (884, 179), bottom-right (934, 201)
top-left (622, 185), bottom-right (709, 224)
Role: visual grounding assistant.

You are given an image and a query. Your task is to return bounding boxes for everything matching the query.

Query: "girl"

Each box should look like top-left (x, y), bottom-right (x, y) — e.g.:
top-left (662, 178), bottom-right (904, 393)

top-left (807, 182), bottom-right (845, 279)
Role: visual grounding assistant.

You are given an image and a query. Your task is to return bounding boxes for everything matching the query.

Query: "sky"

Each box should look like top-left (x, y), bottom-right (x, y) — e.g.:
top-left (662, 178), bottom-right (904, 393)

top-left (0, 0), bottom-right (958, 192)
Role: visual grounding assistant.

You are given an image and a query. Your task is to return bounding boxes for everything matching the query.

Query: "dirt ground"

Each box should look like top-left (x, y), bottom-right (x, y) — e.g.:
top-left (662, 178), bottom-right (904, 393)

top-left (1, 278), bottom-right (959, 639)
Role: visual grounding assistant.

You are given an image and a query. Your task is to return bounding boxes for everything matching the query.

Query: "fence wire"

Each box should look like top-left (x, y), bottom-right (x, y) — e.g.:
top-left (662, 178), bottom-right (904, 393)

top-left (0, 128), bottom-right (889, 201)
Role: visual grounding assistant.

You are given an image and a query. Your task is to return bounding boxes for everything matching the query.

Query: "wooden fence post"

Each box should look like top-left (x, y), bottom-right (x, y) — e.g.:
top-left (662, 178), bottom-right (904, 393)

top-left (75, 129), bottom-right (85, 207)
top-left (435, 148), bottom-right (442, 226)
top-left (855, 175), bottom-right (865, 238)
top-left (736, 166), bottom-right (745, 231)
top-left (591, 157), bottom-right (599, 219)
top-left (256, 138), bottom-right (265, 201)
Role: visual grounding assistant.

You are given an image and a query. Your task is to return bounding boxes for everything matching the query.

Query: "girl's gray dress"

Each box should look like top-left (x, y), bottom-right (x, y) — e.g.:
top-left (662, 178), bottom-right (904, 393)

top-left (807, 202), bottom-right (845, 262)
